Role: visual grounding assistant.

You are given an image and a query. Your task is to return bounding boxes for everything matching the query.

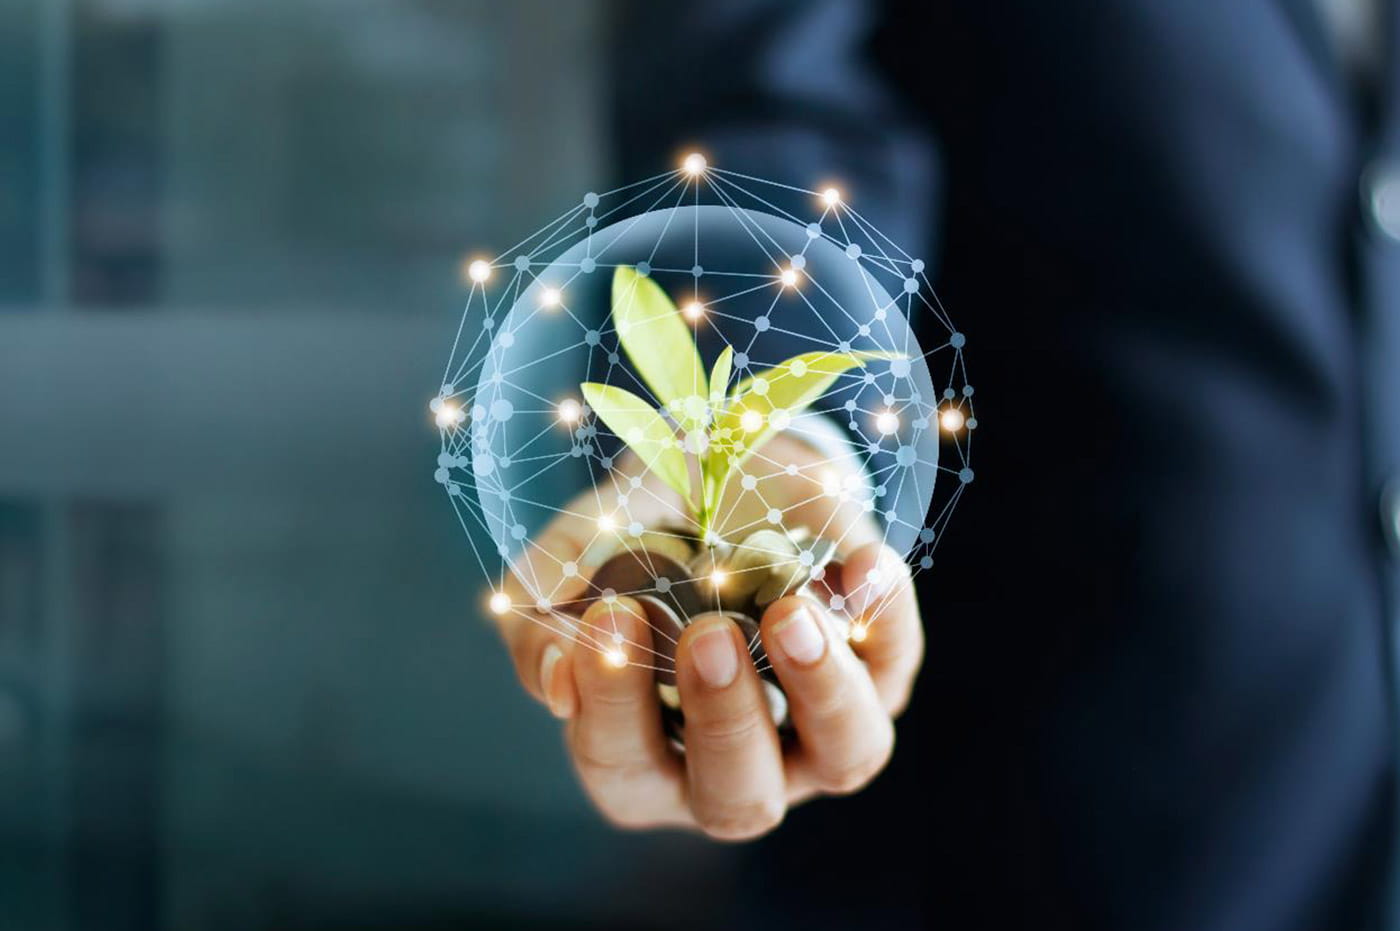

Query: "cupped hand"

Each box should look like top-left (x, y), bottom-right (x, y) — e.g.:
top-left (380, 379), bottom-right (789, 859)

top-left (492, 433), bottom-right (924, 840)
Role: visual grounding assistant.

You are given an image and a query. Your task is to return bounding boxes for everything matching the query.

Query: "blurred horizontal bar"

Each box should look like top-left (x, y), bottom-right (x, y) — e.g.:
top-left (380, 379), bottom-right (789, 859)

top-left (0, 311), bottom-right (450, 497)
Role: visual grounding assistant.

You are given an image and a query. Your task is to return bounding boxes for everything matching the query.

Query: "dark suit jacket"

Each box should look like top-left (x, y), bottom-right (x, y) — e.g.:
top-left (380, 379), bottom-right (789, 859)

top-left (614, 2), bottom-right (1400, 929)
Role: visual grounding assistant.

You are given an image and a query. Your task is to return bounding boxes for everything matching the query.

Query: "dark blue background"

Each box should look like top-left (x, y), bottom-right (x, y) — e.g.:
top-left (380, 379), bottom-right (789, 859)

top-left (6, 1), bottom-right (1400, 929)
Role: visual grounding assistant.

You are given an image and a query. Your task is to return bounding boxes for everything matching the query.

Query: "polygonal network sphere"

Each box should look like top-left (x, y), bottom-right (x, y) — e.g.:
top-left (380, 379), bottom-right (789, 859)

top-left (433, 162), bottom-right (974, 675)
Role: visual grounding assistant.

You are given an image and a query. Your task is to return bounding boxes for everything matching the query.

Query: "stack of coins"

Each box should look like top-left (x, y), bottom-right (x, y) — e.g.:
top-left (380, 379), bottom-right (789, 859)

top-left (565, 526), bottom-right (843, 746)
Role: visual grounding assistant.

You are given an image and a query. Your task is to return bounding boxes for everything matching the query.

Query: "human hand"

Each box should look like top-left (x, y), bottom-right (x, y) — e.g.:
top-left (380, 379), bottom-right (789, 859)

top-left (493, 433), bottom-right (924, 839)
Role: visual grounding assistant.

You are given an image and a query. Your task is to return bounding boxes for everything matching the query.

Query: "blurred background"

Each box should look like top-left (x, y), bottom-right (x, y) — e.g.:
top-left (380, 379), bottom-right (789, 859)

top-left (0, 1), bottom-right (761, 927)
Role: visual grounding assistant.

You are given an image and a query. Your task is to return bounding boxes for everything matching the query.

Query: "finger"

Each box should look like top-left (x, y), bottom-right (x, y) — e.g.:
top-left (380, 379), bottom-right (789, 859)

top-left (568, 598), bottom-right (691, 830)
top-left (760, 597), bottom-right (894, 795)
top-left (676, 614), bottom-right (787, 840)
top-left (494, 500), bottom-right (614, 714)
top-left (840, 543), bottom-right (923, 715)
top-left (502, 606), bottom-right (580, 717)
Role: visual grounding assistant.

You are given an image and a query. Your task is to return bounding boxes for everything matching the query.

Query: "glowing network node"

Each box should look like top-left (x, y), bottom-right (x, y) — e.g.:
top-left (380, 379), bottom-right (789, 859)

top-left (779, 268), bottom-right (800, 287)
top-left (435, 402), bottom-right (464, 428)
top-left (683, 301), bottom-right (705, 321)
top-left (940, 407), bottom-right (966, 432)
top-left (557, 398), bottom-right (582, 423)
top-left (821, 187), bottom-right (842, 206)
top-left (876, 410), bottom-right (901, 435)
top-left (683, 152), bottom-right (707, 175)
top-left (849, 622), bottom-right (869, 643)
top-left (541, 287), bottom-right (562, 308)
top-left (467, 259), bottom-right (492, 283)
top-left (740, 409), bottom-right (764, 433)
top-left (710, 570), bottom-right (728, 588)
top-left (606, 648), bottom-right (628, 668)
top-left (488, 592), bottom-right (511, 616)
top-left (597, 514), bottom-right (617, 532)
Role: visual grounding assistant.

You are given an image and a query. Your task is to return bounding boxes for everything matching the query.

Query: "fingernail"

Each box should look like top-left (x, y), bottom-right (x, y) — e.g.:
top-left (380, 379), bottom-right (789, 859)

top-left (690, 621), bottom-right (739, 689)
top-left (539, 643), bottom-right (567, 717)
top-left (773, 606), bottom-right (826, 666)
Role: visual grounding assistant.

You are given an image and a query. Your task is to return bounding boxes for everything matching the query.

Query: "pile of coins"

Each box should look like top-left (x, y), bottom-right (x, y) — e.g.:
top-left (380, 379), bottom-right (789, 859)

top-left (565, 527), bottom-right (843, 744)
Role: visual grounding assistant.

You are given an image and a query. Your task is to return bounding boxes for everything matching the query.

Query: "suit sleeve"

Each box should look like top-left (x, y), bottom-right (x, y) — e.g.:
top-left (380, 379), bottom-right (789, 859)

top-left (609, 0), bottom-right (940, 269)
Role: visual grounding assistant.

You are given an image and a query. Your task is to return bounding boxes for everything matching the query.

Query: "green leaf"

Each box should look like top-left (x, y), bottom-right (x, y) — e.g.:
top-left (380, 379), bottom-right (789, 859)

top-left (713, 350), bottom-right (898, 481)
top-left (709, 346), bottom-right (733, 407)
top-left (580, 382), bottom-right (691, 503)
top-left (727, 350), bottom-right (900, 402)
top-left (611, 267), bottom-right (708, 428)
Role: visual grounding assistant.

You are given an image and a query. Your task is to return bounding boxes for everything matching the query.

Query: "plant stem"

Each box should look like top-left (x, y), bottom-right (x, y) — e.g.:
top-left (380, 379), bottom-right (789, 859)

top-left (696, 493), bottom-right (711, 542)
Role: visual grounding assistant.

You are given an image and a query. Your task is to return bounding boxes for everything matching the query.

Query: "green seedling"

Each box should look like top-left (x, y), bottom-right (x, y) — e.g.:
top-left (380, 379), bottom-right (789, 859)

top-left (580, 266), bottom-right (894, 541)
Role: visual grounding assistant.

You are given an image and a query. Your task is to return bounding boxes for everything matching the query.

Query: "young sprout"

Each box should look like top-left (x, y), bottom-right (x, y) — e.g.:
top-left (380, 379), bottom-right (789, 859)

top-left (579, 266), bottom-right (899, 541)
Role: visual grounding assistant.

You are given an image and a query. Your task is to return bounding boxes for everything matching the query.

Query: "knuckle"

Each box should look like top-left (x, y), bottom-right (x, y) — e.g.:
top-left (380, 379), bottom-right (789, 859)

top-left (697, 797), bottom-right (786, 842)
top-left (802, 673), bottom-right (855, 722)
top-left (885, 683), bottom-right (914, 718)
top-left (689, 708), bottom-right (767, 753)
top-left (819, 755), bottom-right (884, 795)
top-left (582, 685), bottom-right (645, 707)
top-left (570, 743), bottom-right (652, 783)
top-left (819, 727), bottom-right (894, 795)
top-left (598, 802), bottom-right (663, 832)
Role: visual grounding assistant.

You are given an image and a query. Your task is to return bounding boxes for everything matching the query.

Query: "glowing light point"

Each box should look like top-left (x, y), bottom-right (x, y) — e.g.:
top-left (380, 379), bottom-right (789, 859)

top-left (435, 402), bottom-right (464, 428)
top-left (683, 301), bottom-right (705, 321)
top-left (940, 407), bottom-right (966, 432)
top-left (467, 259), bottom-right (492, 283)
top-left (876, 410), bottom-right (901, 435)
top-left (597, 514), bottom-right (617, 533)
top-left (557, 398), bottom-right (582, 423)
top-left (710, 570), bottom-right (728, 587)
top-left (606, 648), bottom-right (628, 668)
top-left (488, 592), bottom-right (511, 616)
top-left (849, 623), bottom-right (869, 643)
top-left (683, 153), bottom-right (707, 175)
top-left (740, 409), bottom-right (764, 433)
top-left (540, 287), bottom-right (562, 308)
top-left (779, 268), bottom-right (800, 287)
top-left (821, 187), bottom-right (842, 206)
